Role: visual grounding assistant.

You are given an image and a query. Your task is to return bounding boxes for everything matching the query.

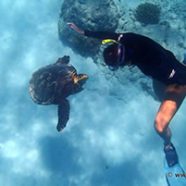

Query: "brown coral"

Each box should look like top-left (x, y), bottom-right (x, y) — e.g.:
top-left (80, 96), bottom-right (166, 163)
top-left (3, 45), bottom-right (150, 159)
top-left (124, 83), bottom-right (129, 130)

top-left (58, 0), bottom-right (121, 57)
top-left (135, 3), bottom-right (161, 25)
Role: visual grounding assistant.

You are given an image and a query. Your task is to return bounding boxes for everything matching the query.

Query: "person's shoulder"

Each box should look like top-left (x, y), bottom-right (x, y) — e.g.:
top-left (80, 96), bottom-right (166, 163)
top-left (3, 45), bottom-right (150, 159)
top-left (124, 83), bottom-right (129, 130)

top-left (123, 32), bottom-right (155, 42)
top-left (123, 32), bottom-right (146, 38)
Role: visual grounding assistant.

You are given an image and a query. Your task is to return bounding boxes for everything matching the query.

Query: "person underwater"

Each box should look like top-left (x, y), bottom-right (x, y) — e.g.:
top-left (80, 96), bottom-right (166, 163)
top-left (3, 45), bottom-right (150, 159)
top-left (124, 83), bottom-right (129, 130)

top-left (68, 22), bottom-right (186, 167)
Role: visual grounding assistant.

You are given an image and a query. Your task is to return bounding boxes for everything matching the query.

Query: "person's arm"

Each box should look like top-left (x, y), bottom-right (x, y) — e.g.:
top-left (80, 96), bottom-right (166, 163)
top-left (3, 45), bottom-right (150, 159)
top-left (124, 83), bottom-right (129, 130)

top-left (84, 30), bottom-right (119, 40)
top-left (67, 22), bottom-right (119, 40)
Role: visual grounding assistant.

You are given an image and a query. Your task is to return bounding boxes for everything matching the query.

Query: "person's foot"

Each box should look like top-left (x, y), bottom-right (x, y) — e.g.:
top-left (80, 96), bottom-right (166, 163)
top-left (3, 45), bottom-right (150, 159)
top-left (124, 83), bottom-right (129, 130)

top-left (164, 143), bottom-right (179, 167)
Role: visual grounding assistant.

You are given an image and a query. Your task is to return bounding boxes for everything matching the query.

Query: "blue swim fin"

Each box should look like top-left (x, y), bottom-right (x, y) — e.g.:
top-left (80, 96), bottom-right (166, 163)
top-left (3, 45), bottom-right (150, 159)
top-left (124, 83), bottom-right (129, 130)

top-left (163, 143), bottom-right (186, 185)
top-left (164, 159), bottom-right (186, 185)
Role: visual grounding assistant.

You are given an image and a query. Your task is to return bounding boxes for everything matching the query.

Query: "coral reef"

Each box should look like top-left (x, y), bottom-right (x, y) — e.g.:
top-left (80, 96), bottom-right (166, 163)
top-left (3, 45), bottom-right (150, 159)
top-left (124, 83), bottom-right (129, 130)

top-left (58, 0), bottom-right (121, 57)
top-left (135, 3), bottom-right (161, 25)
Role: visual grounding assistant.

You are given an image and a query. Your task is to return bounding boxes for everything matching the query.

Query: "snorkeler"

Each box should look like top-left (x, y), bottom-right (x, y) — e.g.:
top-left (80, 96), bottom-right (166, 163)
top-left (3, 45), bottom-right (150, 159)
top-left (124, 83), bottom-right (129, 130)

top-left (68, 22), bottom-right (186, 167)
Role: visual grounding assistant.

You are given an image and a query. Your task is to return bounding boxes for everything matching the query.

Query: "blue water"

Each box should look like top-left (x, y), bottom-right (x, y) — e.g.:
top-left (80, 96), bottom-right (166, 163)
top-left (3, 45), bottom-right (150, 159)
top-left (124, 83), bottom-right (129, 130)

top-left (1, 0), bottom-right (186, 186)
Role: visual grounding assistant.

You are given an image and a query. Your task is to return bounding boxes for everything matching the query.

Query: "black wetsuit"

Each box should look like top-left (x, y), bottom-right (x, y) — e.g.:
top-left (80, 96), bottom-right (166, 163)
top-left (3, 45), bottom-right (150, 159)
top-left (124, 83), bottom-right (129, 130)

top-left (85, 30), bottom-right (186, 85)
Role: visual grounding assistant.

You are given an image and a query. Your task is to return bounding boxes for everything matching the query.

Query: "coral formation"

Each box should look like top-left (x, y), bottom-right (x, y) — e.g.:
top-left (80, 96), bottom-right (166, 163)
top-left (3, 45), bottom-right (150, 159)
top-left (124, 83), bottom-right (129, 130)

top-left (135, 3), bottom-right (161, 25)
top-left (58, 0), bottom-right (120, 57)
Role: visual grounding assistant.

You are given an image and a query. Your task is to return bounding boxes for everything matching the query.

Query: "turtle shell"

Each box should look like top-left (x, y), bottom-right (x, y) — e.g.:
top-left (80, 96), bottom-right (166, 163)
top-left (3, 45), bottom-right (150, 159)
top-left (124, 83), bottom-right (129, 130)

top-left (29, 63), bottom-right (76, 105)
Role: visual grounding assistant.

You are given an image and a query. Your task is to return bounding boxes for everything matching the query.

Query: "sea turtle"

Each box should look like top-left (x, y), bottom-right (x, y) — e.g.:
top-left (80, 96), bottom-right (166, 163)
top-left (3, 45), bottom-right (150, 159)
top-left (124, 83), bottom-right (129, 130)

top-left (29, 55), bottom-right (88, 131)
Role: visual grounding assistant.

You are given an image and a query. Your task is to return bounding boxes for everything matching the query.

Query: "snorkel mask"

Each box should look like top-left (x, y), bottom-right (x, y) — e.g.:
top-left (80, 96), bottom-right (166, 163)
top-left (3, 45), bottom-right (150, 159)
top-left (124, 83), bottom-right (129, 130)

top-left (102, 35), bottom-right (125, 70)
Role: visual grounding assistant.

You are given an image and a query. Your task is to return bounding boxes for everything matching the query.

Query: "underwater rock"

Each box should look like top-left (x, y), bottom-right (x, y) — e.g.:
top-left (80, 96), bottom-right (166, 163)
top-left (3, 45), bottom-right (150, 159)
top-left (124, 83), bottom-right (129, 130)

top-left (135, 3), bottom-right (161, 25)
top-left (58, 0), bottom-right (120, 57)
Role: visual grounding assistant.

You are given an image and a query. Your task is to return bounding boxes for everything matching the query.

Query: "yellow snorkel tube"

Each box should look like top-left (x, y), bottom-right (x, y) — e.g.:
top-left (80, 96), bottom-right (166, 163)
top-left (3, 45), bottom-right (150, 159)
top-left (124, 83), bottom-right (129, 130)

top-left (101, 39), bottom-right (119, 45)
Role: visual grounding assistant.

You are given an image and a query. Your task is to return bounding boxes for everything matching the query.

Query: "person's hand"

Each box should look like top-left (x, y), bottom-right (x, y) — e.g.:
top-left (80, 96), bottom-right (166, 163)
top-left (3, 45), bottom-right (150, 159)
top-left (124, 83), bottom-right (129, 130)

top-left (67, 22), bottom-right (85, 35)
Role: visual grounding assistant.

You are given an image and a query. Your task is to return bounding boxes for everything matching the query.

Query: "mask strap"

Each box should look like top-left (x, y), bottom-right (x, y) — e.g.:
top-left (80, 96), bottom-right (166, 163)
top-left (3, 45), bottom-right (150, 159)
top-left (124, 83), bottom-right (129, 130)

top-left (117, 34), bottom-right (123, 42)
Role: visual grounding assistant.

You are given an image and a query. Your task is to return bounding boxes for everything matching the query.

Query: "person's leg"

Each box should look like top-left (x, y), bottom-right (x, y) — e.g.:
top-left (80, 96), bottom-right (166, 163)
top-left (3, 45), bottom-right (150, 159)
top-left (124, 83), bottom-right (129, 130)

top-left (154, 84), bottom-right (186, 166)
top-left (154, 84), bottom-right (186, 144)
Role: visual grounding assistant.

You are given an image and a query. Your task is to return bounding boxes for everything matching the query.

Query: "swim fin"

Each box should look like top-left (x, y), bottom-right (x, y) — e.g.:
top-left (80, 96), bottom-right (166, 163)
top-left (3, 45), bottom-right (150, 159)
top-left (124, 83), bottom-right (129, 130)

top-left (164, 143), bottom-right (178, 167)
top-left (164, 144), bottom-right (186, 185)
top-left (164, 161), bottom-right (186, 186)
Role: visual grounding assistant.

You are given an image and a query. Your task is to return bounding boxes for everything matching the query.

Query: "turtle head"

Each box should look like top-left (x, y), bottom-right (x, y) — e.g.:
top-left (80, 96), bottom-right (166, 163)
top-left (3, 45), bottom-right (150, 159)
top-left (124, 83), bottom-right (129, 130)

top-left (55, 56), bottom-right (70, 65)
top-left (73, 74), bottom-right (88, 87)
top-left (62, 73), bottom-right (88, 96)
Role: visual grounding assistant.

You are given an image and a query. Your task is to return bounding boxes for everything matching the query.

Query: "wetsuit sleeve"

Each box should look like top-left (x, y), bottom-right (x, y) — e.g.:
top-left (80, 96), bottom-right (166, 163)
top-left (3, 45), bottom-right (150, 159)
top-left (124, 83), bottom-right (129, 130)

top-left (56, 99), bottom-right (70, 132)
top-left (84, 30), bottom-right (119, 40)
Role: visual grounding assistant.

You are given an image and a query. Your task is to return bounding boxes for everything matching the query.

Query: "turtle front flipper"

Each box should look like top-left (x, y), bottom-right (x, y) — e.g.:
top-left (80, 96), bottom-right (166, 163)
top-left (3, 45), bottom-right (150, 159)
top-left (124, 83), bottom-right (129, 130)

top-left (56, 98), bottom-right (70, 132)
